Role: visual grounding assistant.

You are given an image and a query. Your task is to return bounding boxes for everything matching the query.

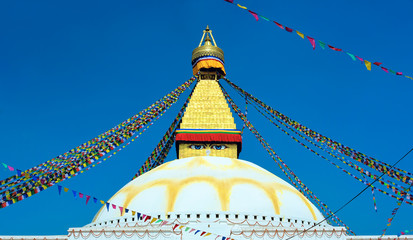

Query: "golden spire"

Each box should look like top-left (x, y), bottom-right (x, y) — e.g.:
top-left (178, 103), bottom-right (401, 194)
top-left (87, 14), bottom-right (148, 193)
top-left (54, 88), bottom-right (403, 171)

top-left (176, 27), bottom-right (241, 159)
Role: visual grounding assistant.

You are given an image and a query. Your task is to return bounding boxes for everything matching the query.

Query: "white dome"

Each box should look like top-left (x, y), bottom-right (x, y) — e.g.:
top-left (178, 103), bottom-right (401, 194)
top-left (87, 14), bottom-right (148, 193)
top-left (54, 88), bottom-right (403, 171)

top-left (92, 156), bottom-right (324, 223)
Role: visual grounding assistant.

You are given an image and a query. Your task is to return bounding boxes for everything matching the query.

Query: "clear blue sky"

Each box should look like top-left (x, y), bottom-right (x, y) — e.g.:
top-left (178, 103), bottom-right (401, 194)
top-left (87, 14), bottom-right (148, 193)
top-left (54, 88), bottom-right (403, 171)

top-left (0, 0), bottom-right (412, 236)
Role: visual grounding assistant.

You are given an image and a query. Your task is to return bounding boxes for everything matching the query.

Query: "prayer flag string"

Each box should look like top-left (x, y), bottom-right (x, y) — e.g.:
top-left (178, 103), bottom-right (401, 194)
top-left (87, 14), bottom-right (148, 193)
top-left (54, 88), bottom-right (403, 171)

top-left (225, 79), bottom-right (413, 206)
top-left (56, 185), bottom-right (234, 240)
top-left (223, 78), bottom-right (413, 198)
top-left (0, 77), bottom-right (196, 209)
top-left (219, 82), bottom-right (355, 235)
top-left (223, 0), bottom-right (412, 81)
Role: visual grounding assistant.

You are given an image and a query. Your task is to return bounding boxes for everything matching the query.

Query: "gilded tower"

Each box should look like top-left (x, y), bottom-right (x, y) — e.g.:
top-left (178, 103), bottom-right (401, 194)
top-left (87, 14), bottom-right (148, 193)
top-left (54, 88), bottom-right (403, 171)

top-left (175, 26), bottom-right (242, 159)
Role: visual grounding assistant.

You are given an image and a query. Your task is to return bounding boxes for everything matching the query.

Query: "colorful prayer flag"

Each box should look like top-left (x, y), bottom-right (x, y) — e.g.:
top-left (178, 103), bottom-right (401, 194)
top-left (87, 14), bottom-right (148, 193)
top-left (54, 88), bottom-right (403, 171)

top-left (237, 4), bottom-right (247, 9)
top-left (346, 52), bottom-right (356, 61)
top-left (364, 60), bottom-right (372, 71)
top-left (248, 10), bottom-right (259, 21)
top-left (296, 31), bottom-right (304, 39)
top-left (307, 36), bottom-right (315, 49)
top-left (273, 21), bottom-right (284, 29)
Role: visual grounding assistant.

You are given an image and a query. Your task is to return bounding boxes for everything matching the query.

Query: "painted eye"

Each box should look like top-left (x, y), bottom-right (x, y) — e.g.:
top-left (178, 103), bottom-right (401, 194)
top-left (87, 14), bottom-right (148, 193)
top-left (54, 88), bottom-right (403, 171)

top-left (211, 145), bottom-right (226, 150)
top-left (190, 145), bottom-right (205, 150)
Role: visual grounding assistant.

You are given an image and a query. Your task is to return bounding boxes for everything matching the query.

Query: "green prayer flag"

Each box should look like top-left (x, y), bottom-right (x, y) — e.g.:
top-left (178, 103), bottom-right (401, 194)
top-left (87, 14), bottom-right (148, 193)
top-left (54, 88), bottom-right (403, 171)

top-left (346, 52), bottom-right (356, 61)
top-left (318, 40), bottom-right (326, 49)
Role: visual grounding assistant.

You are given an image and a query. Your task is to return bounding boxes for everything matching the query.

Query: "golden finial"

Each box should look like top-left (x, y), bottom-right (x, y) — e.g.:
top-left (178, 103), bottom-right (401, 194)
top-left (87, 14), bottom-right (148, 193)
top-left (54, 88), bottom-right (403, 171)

top-left (192, 26), bottom-right (225, 75)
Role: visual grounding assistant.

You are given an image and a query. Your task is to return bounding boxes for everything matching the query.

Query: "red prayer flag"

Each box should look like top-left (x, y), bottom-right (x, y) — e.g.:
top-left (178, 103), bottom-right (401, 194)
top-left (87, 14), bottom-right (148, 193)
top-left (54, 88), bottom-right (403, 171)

top-left (285, 27), bottom-right (293, 32)
top-left (328, 45), bottom-right (342, 51)
top-left (381, 67), bottom-right (389, 73)
top-left (273, 21), bottom-right (284, 29)
top-left (396, 72), bottom-right (403, 75)
top-left (307, 36), bottom-right (316, 50)
top-left (79, 193), bottom-right (84, 198)
top-left (173, 224), bottom-right (179, 231)
top-left (112, 204), bottom-right (116, 209)
top-left (356, 56), bottom-right (363, 62)
top-left (224, 0), bottom-right (233, 3)
top-left (373, 62), bottom-right (382, 66)
top-left (119, 206), bottom-right (123, 215)
top-left (85, 195), bottom-right (91, 205)
top-left (201, 232), bottom-right (206, 236)
top-left (248, 10), bottom-right (259, 21)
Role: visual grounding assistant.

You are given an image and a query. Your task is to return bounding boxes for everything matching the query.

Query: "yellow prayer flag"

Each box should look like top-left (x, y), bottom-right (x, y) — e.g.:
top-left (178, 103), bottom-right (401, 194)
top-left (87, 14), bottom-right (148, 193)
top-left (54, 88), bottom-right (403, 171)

top-left (364, 60), bottom-right (372, 71)
top-left (237, 4), bottom-right (247, 9)
top-left (64, 187), bottom-right (69, 192)
top-left (150, 218), bottom-right (157, 224)
top-left (205, 233), bottom-right (212, 237)
top-left (406, 76), bottom-right (413, 80)
top-left (27, 192), bottom-right (32, 197)
top-left (100, 200), bottom-right (105, 204)
top-left (296, 31), bottom-right (304, 39)
top-left (132, 211), bottom-right (136, 215)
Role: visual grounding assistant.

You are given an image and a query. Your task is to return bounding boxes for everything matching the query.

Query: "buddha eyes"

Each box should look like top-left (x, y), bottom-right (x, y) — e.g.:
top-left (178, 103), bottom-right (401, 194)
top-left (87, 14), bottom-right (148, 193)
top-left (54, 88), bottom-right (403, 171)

top-left (189, 144), bottom-right (227, 150)
top-left (190, 145), bottom-right (205, 150)
top-left (211, 145), bottom-right (226, 150)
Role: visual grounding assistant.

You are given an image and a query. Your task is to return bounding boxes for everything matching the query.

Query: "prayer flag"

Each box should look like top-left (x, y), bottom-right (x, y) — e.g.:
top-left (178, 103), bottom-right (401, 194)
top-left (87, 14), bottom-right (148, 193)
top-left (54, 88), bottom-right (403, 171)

top-left (405, 76), bottom-right (413, 80)
top-left (16, 169), bottom-right (22, 175)
top-left (260, 15), bottom-right (270, 21)
top-left (364, 60), bottom-right (372, 71)
top-left (8, 166), bottom-right (14, 171)
top-left (150, 218), bottom-right (157, 224)
top-left (189, 228), bottom-right (195, 233)
top-left (318, 40), bottom-right (326, 49)
top-left (173, 224), bottom-right (179, 230)
top-left (396, 72), bottom-right (402, 75)
top-left (72, 190), bottom-right (77, 199)
top-left (373, 62), bottom-right (382, 66)
top-left (273, 21), bottom-right (284, 29)
top-left (248, 10), bottom-right (259, 21)
top-left (119, 206), bottom-right (123, 215)
top-left (205, 233), bottom-right (212, 236)
top-left (195, 230), bottom-right (200, 235)
top-left (106, 203), bottom-right (110, 211)
top-left (137, 213), bottom-right (141, 219)
top-left (58, 185), bottom-right (62, 195)
top-left (112, 204), bottom-right (116, 209)
top-left (346, 52), bottom-right (356, 61)
top-left (100, 200), bottom-right (105, 204)
top-left (328, 45), bottom-right (342, 51)
top-left (86, 195), bottom-right (91, 205)
top-left (144, 215), bottom-right (151, 222)
top-left (307, 36), bottom-right (315, 49)
top-left (1, 163), bottom-right (7, 168)
top-left (125, 209), bottom-right (129, 213)
top-left (356, 56), bottom-right (363, 62)
top-left (237, 4), bottom-right (247, 9)
top-left (224, 0), bottom-right (233, 3)
top-left (79, 193), bottom-right (84, 198)
top-left (201, 232), bottom-right (206, 236)
top-left (285, 27), bottom-right (293, 32)
top-left (296, 31), bottom-right (304, 39)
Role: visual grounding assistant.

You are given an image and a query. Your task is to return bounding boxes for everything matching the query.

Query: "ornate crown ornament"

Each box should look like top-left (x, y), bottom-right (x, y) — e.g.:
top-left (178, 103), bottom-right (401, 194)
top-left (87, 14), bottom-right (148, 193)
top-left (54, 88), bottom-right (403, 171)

top-left (191, 26), bottom-right (226, 75)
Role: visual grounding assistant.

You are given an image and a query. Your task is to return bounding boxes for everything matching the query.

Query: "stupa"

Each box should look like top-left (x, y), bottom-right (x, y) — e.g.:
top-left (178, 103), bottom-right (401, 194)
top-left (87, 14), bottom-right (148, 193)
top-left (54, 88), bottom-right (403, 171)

top-left (1, 26), bottom-right (410, 240)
